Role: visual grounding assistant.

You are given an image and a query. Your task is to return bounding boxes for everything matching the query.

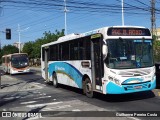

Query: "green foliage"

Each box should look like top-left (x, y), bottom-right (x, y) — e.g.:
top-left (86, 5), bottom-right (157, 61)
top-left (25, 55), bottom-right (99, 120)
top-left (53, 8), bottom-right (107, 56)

top-left (22, 29), bottom-right (64, 59)
top-left (153, 39), bottom-right (160, 62)
top-left (0, 29), bottom-right (64, 64)
top-left (0, 45), bottom-right (19, 64)
top-left (2, 45), bottom-right (19, 55)
top-left (23, 41), bottom-right (34, 58)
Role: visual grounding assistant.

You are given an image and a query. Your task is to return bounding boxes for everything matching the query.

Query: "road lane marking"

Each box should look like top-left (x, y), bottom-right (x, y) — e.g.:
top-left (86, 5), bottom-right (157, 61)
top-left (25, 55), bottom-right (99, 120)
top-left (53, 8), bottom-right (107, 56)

top-left (42, 105), bottom-right (71, 111)
top-left (26, 101), bottom-right (63, 108)
top-left (39, 93), bottom-right (46, 96)
top-left (33, 91), bottom-right (41, 94)
top-left (127, 117), bottom-right (141, 120)
top-left (4, 97), bottom-right (15, 100)
top-left (21, 95), bottom-right (34, 99)
top-left (72, 109), bottom-right (81, 111)
top-left (2, 109), bottom-right (7, 111)
top-left (27, 116), bottom-right (44, 120)
top-left (33, 96), bottom-right (51, 99)
top-left (27, 83), bottom-right (43, 89)
top-left (21, 101), bottom-right (37, 104)
top-left (22, 114), bottom-right (43, 120)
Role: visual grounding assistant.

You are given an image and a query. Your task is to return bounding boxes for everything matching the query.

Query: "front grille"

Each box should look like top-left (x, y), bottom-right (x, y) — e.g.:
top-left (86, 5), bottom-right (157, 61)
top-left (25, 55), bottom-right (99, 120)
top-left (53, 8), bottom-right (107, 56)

top-left (123, 82), bottom-right (151, 91)
top-left (122, 81), bottom-right (150, 85)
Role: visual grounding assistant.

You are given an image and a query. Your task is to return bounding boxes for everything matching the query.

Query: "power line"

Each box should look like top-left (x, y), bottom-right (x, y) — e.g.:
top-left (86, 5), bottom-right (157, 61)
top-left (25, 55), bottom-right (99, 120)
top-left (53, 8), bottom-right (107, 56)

top-left (1, 0), bottom-right (160, 42)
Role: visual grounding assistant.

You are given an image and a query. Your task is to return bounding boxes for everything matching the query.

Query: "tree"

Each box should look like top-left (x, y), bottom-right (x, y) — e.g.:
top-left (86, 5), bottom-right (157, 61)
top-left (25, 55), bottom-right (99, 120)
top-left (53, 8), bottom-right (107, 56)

top-left (22, 29), bottom-right (64, 59)
top-left (33, 38), bottom-right (44, 58)
top-left (154, 40), bottom-right (160, 62)
top-left (22, 41), bottom-right (34, 58)
top-left (0, 45), bottom-right (19, 64)
top-left (2, 45), bottom-right (19, 55)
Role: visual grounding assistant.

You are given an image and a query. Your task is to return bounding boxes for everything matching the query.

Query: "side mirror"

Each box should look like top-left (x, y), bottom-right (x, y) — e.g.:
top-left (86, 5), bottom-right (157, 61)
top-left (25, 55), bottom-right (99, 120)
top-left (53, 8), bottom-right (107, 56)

top-left (102, 44), bottom-right (108, 60)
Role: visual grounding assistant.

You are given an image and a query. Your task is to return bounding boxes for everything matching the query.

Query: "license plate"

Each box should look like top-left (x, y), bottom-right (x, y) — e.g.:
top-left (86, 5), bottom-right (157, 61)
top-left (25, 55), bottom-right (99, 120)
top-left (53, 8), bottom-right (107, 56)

top-left (134, 86), bottom-right (142, 89)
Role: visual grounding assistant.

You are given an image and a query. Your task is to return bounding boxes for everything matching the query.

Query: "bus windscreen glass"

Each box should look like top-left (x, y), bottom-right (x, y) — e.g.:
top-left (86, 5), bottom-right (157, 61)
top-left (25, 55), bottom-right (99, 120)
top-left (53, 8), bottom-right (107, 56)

top-left (105, 39), bottom-right (154, 69)
top-left (11, 54), bottom-right (29, 68)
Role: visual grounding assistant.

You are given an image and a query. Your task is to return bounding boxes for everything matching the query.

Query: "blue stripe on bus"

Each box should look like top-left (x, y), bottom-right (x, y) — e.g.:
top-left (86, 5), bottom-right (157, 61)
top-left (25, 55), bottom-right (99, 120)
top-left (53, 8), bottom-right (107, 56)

top-left (48, 62), bottom-right (83, 88)
top-left (122, 78), bottom-right (143, 84)
top-left (106, 78), bottom-right (156, 94)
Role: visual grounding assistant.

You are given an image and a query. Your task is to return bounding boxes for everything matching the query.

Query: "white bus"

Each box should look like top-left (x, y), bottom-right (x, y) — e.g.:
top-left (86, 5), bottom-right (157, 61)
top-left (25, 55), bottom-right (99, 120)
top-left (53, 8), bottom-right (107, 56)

top-left (41, 26), bottom-right (156, 97)
top-left (2, 53), bottom-right (30, 75)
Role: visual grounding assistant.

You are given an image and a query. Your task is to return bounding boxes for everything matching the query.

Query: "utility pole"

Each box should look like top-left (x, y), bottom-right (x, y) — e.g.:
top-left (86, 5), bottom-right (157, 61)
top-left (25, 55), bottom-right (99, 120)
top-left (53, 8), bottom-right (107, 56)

top-left (0, 32), bottom-right (1, 49)
top-left (17, 24), bottom-right (29, 53)
top-left (121, 0), bottom-right (124, 26)
top-left (18, 24), bottom-right (21, 53)
top-left (64, 0), bottom-right (68, 35)
top-left (151, 0), bottom-right (156, 36)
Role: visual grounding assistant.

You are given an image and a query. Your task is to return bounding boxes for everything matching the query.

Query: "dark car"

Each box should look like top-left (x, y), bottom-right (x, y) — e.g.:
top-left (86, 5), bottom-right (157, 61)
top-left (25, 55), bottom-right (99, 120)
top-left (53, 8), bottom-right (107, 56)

top-left (155, 63), bottom-right (160, 88)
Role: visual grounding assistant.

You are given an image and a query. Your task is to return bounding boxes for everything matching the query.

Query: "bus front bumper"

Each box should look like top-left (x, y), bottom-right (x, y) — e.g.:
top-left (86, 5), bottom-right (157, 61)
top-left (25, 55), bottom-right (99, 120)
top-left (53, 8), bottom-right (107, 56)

top-left (106, 79), bottom-right (156, 94)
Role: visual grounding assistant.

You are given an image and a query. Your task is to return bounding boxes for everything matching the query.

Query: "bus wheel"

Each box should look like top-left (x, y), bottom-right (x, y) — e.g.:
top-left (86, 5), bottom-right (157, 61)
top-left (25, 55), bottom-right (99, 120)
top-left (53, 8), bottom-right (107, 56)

top-left (52, 73), bottom-right (58, 88)
top-left (84, 78), bottom-right (93, 98)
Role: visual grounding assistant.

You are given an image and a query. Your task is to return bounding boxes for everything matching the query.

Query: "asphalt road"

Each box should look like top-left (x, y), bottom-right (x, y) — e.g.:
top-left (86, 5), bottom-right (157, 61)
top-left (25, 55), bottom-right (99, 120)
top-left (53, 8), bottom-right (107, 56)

top-left (0, 68), bottom-right (160, 120)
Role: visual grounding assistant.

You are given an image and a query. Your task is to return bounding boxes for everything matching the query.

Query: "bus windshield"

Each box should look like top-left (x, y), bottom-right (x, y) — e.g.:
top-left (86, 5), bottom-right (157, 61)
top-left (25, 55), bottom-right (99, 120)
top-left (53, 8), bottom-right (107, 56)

top-left (11, 54), bottom-right (29, 68)
top-left (105, 39), bottom-right (154, 69)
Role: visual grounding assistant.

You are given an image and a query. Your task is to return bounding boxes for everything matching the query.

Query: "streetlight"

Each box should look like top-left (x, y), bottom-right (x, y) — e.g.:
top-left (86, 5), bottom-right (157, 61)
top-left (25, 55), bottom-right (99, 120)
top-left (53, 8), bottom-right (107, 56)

top-left (17, 24), bottom-right (29, 53)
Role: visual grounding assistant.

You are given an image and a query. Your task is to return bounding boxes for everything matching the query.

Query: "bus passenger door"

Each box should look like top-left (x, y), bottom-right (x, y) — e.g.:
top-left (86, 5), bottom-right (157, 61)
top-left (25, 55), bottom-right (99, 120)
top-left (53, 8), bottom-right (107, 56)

top-left (44, 47), bottom-right (49, 81)
top-left (91, 34), bottom-right (103, 91)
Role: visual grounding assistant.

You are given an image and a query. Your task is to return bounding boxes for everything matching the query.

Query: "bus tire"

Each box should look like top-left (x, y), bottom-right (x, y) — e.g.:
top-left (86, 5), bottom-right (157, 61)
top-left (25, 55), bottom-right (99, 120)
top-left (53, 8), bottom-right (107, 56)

top-left (83, 78), bottom-right (93, 98)
top-left (52, 73), bottom-right (58, 88)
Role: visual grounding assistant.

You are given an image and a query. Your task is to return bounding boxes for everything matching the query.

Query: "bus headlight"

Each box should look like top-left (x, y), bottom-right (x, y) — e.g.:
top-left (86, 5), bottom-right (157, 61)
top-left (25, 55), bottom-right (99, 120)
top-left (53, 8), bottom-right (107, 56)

top-left (108, 76), bottom-right (114, 81)
top-left (114, 79), bottom-right (120, 85)
top-left (108, 76), bottom-right (120, 85)
top-left (152, 74), bottom-right (155, 82)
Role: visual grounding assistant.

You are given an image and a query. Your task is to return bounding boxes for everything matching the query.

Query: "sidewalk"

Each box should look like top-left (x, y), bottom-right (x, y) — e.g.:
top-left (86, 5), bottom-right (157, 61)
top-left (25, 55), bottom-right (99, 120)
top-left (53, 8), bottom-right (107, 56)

top-left (0, 75), bottom-right (42, 93)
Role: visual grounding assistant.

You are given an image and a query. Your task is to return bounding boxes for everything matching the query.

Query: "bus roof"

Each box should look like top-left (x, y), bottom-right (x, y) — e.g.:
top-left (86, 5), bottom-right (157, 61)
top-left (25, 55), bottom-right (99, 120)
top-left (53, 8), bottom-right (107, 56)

top-left (41, 25), bottom-right (150, 47)
top-left (2, 53), bottom-right (28, 57)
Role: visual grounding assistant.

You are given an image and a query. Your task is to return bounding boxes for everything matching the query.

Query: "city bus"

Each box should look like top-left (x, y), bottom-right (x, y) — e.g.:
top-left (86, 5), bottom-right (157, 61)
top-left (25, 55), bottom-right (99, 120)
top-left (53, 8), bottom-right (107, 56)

top-left (2, 53), bottom-right (30, 75)
top-left (41, 26), bottom-right (156, 97)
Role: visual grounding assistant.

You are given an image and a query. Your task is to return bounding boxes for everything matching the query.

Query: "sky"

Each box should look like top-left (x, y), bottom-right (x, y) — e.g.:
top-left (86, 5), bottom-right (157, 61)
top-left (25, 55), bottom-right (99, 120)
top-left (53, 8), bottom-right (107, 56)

top-left (0, 0), bottom-right (160, 48)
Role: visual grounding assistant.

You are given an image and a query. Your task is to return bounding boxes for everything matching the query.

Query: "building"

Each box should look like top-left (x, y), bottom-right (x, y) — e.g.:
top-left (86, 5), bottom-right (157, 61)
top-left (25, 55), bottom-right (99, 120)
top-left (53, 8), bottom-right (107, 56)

top-left (13, 42), bottom-right (24, 51)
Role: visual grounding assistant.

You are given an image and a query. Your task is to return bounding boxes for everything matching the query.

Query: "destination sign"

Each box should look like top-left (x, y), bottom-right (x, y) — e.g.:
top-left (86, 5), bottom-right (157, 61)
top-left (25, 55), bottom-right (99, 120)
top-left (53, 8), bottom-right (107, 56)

top-left (12, 54), bottom-right (27, 58)
top-left (107, 28), bottom-right (151, 36)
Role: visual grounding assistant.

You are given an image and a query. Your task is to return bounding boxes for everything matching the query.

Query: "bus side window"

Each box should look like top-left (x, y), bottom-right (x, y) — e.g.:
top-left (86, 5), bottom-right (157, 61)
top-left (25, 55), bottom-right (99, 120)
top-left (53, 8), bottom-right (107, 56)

top-left (79, 40), bottom-right (85, 60)
top-left (49, 45), bottom-right (58, 61)
top-left (62, 42), bottom-right (69, 60)
top-left (84, 37), bottom-right (91, 60)
top-left (42, 47), bottom-right (45, 61)
top-left (70, 41), bottom-right (78, 60)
